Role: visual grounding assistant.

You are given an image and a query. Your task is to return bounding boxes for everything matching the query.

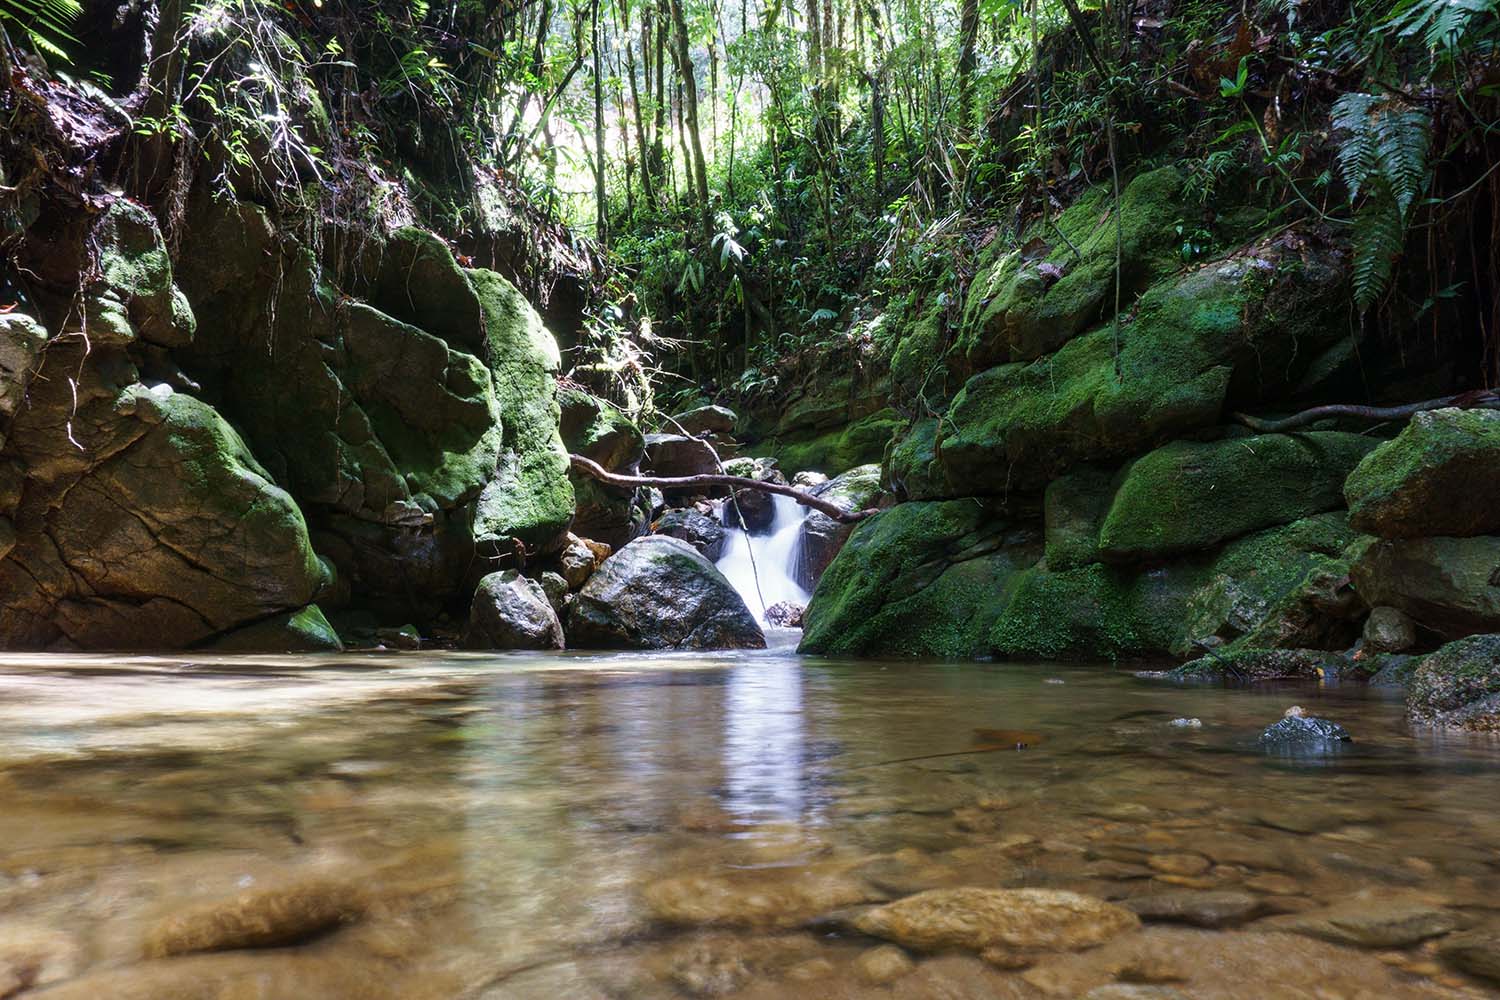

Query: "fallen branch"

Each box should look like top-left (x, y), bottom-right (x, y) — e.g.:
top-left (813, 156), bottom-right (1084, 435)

top-left (569, 454), bottom-right (879, 524)
top-left (1231, 390), bottom-right (1500, 435)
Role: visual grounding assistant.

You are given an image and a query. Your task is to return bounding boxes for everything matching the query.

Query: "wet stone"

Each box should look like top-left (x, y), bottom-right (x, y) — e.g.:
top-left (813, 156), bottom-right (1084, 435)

top-left (1437, 928), bottom-right (1500, 984)
top-left (142, 877), bottom-right (366, 957)
top-left (1271, 893), bottom-right (1464, 948)
top-left (1258, 714), bottom-right (1351, 746)
top-left (1125, 890), bottom-right (1262, 928)
top-left (642, 868), bottom-right (882, 929)
top-left (1146, 853), bottom-right (1211, 877)
top-left (852, 944), bottom-right (915, 985)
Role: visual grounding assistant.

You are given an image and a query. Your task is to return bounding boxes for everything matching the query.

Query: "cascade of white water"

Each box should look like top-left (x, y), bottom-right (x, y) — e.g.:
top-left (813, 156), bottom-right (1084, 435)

top-left (715, 494), bottom-right (811, 625)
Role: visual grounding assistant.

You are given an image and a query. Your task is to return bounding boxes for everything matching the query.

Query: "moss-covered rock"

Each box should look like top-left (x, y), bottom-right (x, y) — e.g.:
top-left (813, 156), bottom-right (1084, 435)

top-left (793, 464), bottom-right (887, 590)
top-left (884, 416), bottom-right (946, 500)
top-left (469, 267), bottom-right (575, 552)
top-left (799, 501), bottom-right (1040, 657)
top-left (88, 200), bottom-right (197, 349)
top-left (1344, 408), bottom-right (1500, 538)
top-left (1407, 634), bottom-right (1500, 730)
top-left (989, 561), bottom-right (1200, 661)
top-left (958, 168), bottom-right (1188, 369)
top-left (1043, 466), bottom-right (1115, 571)
top-left (939, 243), bottom-right (1351, 494)
top-left (1097, 432), bottom-right (1377, 562)
top-left (768, 408), bottom-right (905, 476)
top-left (209, 605), bottom-right (343, 652)
top-left (1350, 535), bottom-right (1500, 639)
top-left (0, 383), bottom-right (328, 649)
top-left (373, 227), bottom-right (486, 353)
top-left (560, 387), bottom-right (648, 548)
top-left (1170, 647), bottom-right (1348, 682)
top-left (0, 313), bottom-right (47, 449)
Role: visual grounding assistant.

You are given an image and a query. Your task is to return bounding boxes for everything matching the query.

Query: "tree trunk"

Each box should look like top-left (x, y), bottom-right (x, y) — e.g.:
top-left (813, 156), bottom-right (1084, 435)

top-left (592, 0), bottom-right (608, 245)
top-left (668, 0), bottom-right (711, 234)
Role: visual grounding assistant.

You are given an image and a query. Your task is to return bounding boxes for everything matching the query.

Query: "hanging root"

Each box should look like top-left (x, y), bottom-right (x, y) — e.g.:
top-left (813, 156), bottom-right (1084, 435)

top-left (1230, 390), bottom-right (1500, 434)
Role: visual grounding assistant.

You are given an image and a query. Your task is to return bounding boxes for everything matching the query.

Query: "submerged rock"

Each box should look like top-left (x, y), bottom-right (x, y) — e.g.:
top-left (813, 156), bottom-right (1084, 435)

top-left (852, 887), bottom-right (1139, 962)
top-left (1344, 407), bottom-right (1500, 538)
top-left (1271, 892), bottom-right (1462, 948)
top-left (1407, 633), bottom-right (1500, 731)
top-left (1124, 890), bottom-right (1262, 928)
top-left (142, 878), bottom-right (365, 957)
top-left (464, 570), bottom-right (565, 650)
top-left (642, 868), bottom-right (879, 929)
top-left (568, 535), bottom-right (765, 650)
top-left (1438, 928), bottom-right (1500, 984)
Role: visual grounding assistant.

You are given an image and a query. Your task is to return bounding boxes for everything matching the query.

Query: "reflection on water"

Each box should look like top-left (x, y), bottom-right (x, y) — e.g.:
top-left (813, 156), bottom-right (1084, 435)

top-left (0, 649), bottom-right (1497, 998)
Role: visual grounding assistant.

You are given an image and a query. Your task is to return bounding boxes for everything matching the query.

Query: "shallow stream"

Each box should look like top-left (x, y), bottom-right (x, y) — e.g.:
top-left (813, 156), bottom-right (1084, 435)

top-left (0, 646), bottom-right (1498, 998)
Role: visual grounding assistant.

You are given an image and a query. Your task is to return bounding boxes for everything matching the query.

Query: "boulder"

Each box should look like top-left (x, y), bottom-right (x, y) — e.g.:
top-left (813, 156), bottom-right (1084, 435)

top-left (852, 887), bottom-right (1139, 962)
top-left (1407, 634), bottom-right (1500, 731)
top-left (559, 387), bottom-right (644, 471)
top-left (654, 508), bottom-right (727, 560)
top-left (1172, 648), bottom-right (1347, 682)
top-left (645, 432), bottom-right (720, 479)
top-left (209, 605), bottom-right (343, 652)
top-left (668, 404), bottom-right (737, 437)
top-left (89, 200), bottom-right (197, 348)
top-left (1344, 407), bottom-right (1500, 538)
top-left (1097, 432), bottom-right (1377, 563)
top-left (463, 570), bottom-right (565, 650)
top-left (799, 501), bottom-right (1041, 657)
top-left (567, 535), bottom-right (765, 650)
top-left (557, 533), bottom-right (603, 589)
top-left (764, 601), bottom-right (805, 628)
top-left (1349, 535), bottom-right (1500, 638)
top-left (1363, 606), bottom-right (1418, 654)
top-left (793, 463), bottom-right (884, 590)
top-left (722, 486), bottom-right (776, 533)
top-left (1259, 713), bottom-right (1351, 746)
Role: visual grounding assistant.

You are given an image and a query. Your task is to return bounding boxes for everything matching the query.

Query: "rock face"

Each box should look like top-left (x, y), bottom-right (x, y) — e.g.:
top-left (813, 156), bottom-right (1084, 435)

top-left (852, 888), bottom-right (1139, 961)
top-left (568, 535), bottom-right (765, 650)
top-left (0, 313), bottom-right (47, 450)
top-left (1407, 634), bottom-right (1500, 730)
top-left (464, 570), bottom-right (565, 650)
top-left (1345, 408), bottom-right (1500, 538)
top-left (793, 464), bottom-right (884, 591)
top-left (1, 383), bottom-right (328, 649)
top-left (654, 508), bottom-right (727, 560)
top-left (1349, 535), bottom-right (1500, 638)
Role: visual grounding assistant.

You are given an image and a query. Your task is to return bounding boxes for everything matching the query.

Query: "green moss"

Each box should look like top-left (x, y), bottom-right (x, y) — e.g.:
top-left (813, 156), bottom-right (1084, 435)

top-left (799, 500), bottom-right (1039, 657)
top-left (884, 416), bottom-right (948, 499)
top-left (891, 305), bottom-right (946, 398)
top-left (768, 407), bottom-right (905, 476)
top-left (1042, 465), bottom-right (1115, 571)
top-left (469, 267), bottom-right (575, 548)
top-left (208, 604), bottom-right (343, 652)
top-left (1097, 432), bottom-right (1377, 561)
top-left (92, 200), bottom-right (195, 348)
top-left (559, 386), bottom-right (643, 470)
top-left (939, 247), bottom-right (1352, 494)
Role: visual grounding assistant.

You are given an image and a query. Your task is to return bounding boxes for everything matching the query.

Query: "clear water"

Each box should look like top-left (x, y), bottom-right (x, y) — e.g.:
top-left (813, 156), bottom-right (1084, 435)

top-left (0, 650), bottom-right (1498, 998)
top-left (714, 494), bottom-right (811, 623)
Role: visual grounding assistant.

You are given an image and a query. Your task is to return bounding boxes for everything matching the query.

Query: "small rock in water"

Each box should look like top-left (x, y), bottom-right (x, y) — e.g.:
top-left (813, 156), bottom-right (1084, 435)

top-left (764, 601), bottom-right (805, 628)
top-left (1167, 718), bottom-right (1202, 728)
top-left (1125, 890), bottom-right (1262, 928)
top-left (142, 878), bottom-right (366, 957)
top-left (1044, 677), bottom-right (1066, 685)
top-left (1259, 714), bottom-right (1351, 746)
top-left (853, 944), bottom-right (915, 985)
top-left (1271, 892), bottom-right (1464, 948)
top-left (1284, 705), bottom-right (1306, 718)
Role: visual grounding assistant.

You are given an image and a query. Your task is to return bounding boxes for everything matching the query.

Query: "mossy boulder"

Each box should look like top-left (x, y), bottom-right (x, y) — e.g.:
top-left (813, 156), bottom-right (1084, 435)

top-left (1097, 432), bottom-right (1377, 562)
top-left (372, 227), bottom-right (486, 353)
top-left (1350, 535), bottom-right (1500, 639)
top-left (1344, 408), bottom-right (1500, 538)
top-left (560, 388), bottom-right (649, 548)
top-left (1407, 634), bottom-right (1500, 730)
top-left (0, 313), bottom-right (47, 449)
top-left (799, 500), bottom-right (1041, 657)
top-left (959, 168), bottom-right (1188, 369)
top-left (568, 535), bottom-right (764, 649)
top-left (209, 605), bottom-right (343, 652)
top-left (939, 242), bottom-right (1351, 494)
top-left (1170, 647), bottom-right (1348, 682)
top-left (88, 200), bottom-right (196, 349)
top-left (768, 408), bottom-right (905, 476)
top-left (469, 267), bottom-right (575, 552)
top-left (793, 464), bottom-right (887, 590)
top-left (884, 416), bottom-right (946, 500)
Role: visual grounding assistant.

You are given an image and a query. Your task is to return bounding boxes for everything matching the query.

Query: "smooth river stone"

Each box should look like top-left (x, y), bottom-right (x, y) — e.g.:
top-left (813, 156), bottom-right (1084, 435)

top-left (642, 868), bottom-right (883, 929)
top-left (142, 878), bottom-right (366, 957)
top-left (852, 887), bottom-right (1139, 963)
top-left (1268, 892), bottom-right (1464, 948)
top-left (1125, 890), bottom-right (1263, 928)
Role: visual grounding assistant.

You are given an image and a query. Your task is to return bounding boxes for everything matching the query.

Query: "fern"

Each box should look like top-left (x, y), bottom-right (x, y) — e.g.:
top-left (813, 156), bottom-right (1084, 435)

top-left (0, 0), bottom-right (82, 61)
top-left (1385, 0), bottom-right (1499, 51)
top-left (1332, 92), bottom-right (1431, 215)
top-left (1352, 180), bottom-right (1407, 313)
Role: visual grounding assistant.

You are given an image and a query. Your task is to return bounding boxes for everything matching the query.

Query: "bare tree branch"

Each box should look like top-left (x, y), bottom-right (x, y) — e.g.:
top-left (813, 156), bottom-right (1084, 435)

top-left (1230, 391), bottom-right (1500, 434)
top-left (569, 454), bottom-right (878, 524)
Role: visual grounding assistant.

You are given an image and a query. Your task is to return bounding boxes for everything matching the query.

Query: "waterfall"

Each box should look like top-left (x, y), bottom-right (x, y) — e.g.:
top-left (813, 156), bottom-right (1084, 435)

top-left (715, 494), bottom-right (811, 626)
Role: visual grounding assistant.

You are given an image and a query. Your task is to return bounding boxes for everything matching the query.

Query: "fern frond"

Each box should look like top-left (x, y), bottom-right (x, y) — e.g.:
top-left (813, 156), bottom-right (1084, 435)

top-left (1332, 92), bottom-right (1431, 216)
top-left (1385, 0), bottom-right (1498, 50)
top-left (1352, 181), bottom-right (1407, 313)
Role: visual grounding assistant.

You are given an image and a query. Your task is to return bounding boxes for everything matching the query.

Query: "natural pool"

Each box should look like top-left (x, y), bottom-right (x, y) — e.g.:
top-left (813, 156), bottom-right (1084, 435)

top-left (0, 642), bottom-right (1497, 998)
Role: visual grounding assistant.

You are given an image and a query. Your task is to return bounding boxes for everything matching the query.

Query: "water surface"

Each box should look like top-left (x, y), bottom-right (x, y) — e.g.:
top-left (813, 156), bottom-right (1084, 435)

top-left (0, 647), bottom-right (1497, 998)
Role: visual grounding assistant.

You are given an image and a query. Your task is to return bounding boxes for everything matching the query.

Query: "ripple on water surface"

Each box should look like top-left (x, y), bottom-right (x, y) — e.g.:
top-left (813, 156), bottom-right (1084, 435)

top-left (0, 648), bottom-right (1498, 999)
